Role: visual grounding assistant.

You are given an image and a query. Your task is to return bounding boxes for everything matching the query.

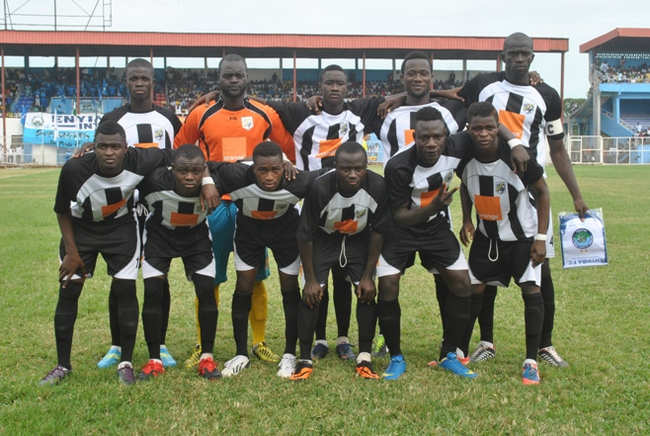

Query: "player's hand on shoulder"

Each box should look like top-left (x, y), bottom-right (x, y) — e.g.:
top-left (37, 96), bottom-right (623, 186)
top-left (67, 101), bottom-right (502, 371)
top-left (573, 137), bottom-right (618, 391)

top-left (282, 160), bottom-right (298, 180)
top-left (74, 142), bottom-right (94, 158)
top-left (306, 96), bottom-right (323, 114)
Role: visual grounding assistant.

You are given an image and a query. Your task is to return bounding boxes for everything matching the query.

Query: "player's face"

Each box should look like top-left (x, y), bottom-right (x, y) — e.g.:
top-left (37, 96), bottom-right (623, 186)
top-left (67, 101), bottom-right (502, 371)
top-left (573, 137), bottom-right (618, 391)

top-left (501, 43), bottom-right (535, 83)
top-left (414, 119), bottom-right (448, 166)
top-left (94, 133), bottom-right (127, 176)
top-left (172, 156), bottom-right (205, 196)
top-left (125, 66), bottom-right (155, 102)
top-left (320, 70), bottom-right (347, 109)
top-left (335, 151), bottom-right (367, 195)
top-left (253, 155), bottom-right (284, 191)
top-left (219, 60), bottom-right (248, 99)
top-left (401, 58), bottom-right (432, 99)
top-left (468, 115), bottom-right (499, 153)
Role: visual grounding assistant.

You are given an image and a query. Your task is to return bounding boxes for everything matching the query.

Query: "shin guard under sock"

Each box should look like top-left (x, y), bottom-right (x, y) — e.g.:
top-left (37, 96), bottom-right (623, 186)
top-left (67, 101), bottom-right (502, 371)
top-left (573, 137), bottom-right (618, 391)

top-left (440, 292), bottom-right (470, 360)
top-left (522, 292), bottom-right (544, 361)
top-left (478, 285), bottom-right (497, 343)
top-left (194, 274), bottom-right (218, 355)
top-left (54, 281), bottom-right (83, 369)
top-left (539, 272), bottom-right (556, 349)
top-left (282, 289), bottom-right (301, 356)
top-left (232, 292), bottom-right (252, 356)
top-left (112, 280), bottom-right (138, 363)
top-left (297, 300), bottom-right (320, 360)
top-left (377, 299), bottom-right (401, 357)
top-left (142, 278), bottom-right (164, 359)
top-left (356, 300), bottom-right (377, 354)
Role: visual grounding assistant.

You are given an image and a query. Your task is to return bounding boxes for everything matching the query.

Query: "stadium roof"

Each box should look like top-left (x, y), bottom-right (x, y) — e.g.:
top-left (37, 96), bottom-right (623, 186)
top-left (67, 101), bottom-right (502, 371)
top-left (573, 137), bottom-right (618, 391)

top-left (0, 30), bottom-right (568, 60)
top-left (580, 28), bottom-right (650, 53)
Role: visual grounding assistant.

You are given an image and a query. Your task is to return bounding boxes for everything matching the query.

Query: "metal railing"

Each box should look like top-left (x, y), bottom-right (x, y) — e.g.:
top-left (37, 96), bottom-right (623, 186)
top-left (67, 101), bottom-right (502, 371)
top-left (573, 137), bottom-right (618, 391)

top-left (567, 135), bottom-right (650, 165)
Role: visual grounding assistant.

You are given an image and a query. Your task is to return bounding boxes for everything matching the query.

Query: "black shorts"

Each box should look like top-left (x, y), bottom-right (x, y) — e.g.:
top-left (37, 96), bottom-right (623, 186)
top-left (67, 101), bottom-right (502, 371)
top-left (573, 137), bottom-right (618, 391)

top-left (233, 217), bottom-right (300, 275)
top-left (310, 233), bottom-right (369, 286)
top-left (59, 218), bottom-right (140, 280)
top-left (468, 231), bottom-right (541, 287)
top-left (376, 227), bottom-right (467, 277)
top-left (141, 225), bottom-right (215, 280)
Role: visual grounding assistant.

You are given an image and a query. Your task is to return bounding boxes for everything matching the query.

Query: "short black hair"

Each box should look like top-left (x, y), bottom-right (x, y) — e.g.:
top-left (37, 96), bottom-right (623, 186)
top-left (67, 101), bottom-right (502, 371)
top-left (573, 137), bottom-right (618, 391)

top-left (126, 58), bottom-right (154, 76)
top-left (320, 64), bottom-right (347, 82)
top-left (253, 141), bottom-right (283, 161)
top-left (414, 106), bottom-right (449, 134)
top-left (335, 141), bottom-right (367, 163)
top-left (219, 53), bottom-right (247, 72)
top-left (466, 102), bottom-right (499, 124)
top-left (95, 120), bottom-right (126, 142)
top-left (173, 144), bottom-right (205, 165)
top-left (401, 51), bottom-right (432, 74)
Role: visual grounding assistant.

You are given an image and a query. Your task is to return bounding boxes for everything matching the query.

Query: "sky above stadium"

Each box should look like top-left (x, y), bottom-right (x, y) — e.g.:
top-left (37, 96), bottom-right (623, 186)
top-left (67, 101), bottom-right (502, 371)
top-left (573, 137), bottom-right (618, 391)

top-left (109, 0), bottom-right (648, 98)
top-left (7, 0), bottom-right (649, 98)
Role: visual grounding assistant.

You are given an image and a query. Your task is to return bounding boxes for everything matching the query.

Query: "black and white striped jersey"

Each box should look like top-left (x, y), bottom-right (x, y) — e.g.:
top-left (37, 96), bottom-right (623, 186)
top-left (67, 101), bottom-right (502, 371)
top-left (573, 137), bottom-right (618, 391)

top-left (384, 135), bottom-right (470, 237)
top-left (297, 170), bottom-right (391, 241)
top-left (458, 72), bottom-right (564, 167)
top-left (367, 99), bottom-right (466, 165)
top-left (100, 104), bottom-right (182, 149)
top-left (455, 133), bottom-right (544, 242)
top-left (137, 166), bottom-right (211, 237)
top-left (209, 161), bottom-right (329, 222)
top-left (268, 98), bottom-right (383, 171)
top-left (54, 148), bottom-right (173, 228)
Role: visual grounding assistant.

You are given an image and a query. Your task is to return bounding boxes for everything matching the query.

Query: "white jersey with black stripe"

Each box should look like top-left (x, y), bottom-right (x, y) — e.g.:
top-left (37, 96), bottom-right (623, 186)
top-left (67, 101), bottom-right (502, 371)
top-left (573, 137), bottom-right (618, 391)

top-left (376, 101), bottom-right (461, 166)
top-left (100, 104), bottom-right (182, 149)
top-left (459, 73), bottom-right (564, 169)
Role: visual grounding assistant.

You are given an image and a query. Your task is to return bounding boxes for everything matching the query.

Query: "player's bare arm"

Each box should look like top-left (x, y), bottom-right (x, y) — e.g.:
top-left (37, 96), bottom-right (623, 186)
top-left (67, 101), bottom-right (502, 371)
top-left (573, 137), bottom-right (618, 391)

top-left (297, 238), bottom-right (322, 308)
top-left (391, 182), bottom-right (458, 228)
top-left (458, 182), bottom-right (475, 247)
top-left (357, 231), bottom-right (384, 305)
top-left (548, 136), bottom-right (589, 220)
top-left (529, 177), bottom-right (550, 266)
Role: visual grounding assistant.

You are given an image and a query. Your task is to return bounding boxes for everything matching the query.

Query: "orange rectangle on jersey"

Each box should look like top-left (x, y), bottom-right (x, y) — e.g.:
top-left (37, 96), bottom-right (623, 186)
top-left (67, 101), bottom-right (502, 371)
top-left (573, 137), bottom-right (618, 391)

top-left (222, 137), bottom-right (247, 162)
top-left (333, 219), bottom-right (358, 234)
top-left (404, 129), bottom-right (415, 145)
top-left (420, 188), bottom-right (439, 208)
top-left (170, 212), bottom-right (199, 226)
top-left (498, 110), bottom-right (525, 139)
top-left (316, 138), bottom-right (342, 158)
top-left (474, 194), bottom-right (502, 221)
top-left (135, 142), bottom-right (158, 149)
top-left (251, 210), bottom-right (278, 220)
top-left (101, 198), bottom-right (127, 217)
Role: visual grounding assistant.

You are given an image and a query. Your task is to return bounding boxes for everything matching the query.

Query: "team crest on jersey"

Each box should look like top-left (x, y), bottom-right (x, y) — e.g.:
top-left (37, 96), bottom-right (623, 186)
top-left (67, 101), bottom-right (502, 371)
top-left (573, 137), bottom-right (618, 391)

top-left (339, 122), bottom-right (350, 137)
top-left (523, 102), bottom-right (536, 114)
top-left (241, 116), bottom-right (254, 131)
top-left (495, 181), bottom-right (506, 194)
top-left (154, 128), bottom-right (164, 141)
top-left (355, 209), bottom-right (367, 219)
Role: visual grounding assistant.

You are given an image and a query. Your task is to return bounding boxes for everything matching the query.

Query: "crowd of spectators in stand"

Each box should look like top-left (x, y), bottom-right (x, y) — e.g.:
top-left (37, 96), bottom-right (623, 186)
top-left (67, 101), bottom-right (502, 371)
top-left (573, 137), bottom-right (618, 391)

top-left (634, 122), bottom-right (649, 137)
top-left (1, 66), bottom-right (468, 115)
top-left (594, 58), bottom-right (650, 84)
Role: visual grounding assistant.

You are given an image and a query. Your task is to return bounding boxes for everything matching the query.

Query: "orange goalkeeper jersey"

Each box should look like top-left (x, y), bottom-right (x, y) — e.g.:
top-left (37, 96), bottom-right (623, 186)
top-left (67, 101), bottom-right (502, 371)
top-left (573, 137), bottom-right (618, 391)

top-left (174, 97), bottom-right (296, 163)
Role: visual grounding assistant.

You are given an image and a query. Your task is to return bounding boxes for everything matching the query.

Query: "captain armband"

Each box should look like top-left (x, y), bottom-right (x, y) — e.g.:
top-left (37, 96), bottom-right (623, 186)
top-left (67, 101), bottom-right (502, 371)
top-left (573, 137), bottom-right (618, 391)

top-left (545, 119), bottom-right (564, 139)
